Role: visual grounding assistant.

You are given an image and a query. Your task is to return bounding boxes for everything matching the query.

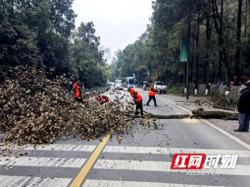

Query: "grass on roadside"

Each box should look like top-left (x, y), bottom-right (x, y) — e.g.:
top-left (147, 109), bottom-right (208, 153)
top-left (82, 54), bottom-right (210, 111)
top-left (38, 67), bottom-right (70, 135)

top-left (211, 92), bottom-right (238, 111)
top-left (168, 84), bottom-right (184, 96)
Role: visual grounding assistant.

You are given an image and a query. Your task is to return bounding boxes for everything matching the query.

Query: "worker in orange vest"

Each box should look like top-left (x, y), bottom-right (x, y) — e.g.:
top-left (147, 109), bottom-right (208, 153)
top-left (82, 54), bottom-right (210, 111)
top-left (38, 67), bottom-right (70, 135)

top-left (72, 81), bottom-right (82, 102)
top-left (128, 87), bottom-right (135, 97)
top-left (146, 87), bottom-right (157, 107)
top-left (96, 95), bottom-right (111, 105)
top-left (129, 88), bottom-right (143, 116)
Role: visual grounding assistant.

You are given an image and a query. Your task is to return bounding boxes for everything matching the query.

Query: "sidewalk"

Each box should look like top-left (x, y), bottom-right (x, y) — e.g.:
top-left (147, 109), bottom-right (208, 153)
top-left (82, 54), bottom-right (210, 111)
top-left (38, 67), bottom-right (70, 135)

top-left (164, 94), bottom-right (250, 145)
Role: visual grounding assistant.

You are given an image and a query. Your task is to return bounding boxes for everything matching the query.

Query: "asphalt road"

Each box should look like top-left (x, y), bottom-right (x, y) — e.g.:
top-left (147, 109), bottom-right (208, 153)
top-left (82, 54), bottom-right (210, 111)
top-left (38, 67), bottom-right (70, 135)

top-left (0, 89), bottom-right (250, 187)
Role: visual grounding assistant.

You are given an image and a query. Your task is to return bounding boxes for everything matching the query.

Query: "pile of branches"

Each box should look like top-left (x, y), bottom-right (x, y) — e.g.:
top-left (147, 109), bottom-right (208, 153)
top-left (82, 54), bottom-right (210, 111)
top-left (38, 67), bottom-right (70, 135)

top-left (0, 66), bottom-right (141, 145)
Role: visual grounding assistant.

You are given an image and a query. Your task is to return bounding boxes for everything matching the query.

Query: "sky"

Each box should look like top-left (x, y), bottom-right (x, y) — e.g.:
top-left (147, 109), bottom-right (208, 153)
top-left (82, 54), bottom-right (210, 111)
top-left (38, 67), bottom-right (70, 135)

top-left (72, 0), bottom-right (153, 61)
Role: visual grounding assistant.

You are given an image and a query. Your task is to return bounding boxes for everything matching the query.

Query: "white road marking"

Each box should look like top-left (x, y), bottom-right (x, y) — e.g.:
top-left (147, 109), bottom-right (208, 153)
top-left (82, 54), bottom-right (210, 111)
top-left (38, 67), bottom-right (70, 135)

top-left (0, 157), bottom-right (86, 168)
top-left (104, 146), bottom-right (167, 155)
top-left (22, 144), bottom-right (96, 152)
top-left (202, 119), bottom-right (250, 151)
top-left (161, 96), bottom-right (193, 115)
top-left (0, 175), bottom-right (71, 187)
top-left (83, 179), bottom-right (228, 187)
top-left (94, 159), bottom-right (250, 176)
top-left (5, 144), bottom-right (250, 157)
top-left (167, 147), bottom-right (250, 157)
top-left (159, 95), bottom-right (250, 151)
top-left (104, 146), bottom-right (250, 157)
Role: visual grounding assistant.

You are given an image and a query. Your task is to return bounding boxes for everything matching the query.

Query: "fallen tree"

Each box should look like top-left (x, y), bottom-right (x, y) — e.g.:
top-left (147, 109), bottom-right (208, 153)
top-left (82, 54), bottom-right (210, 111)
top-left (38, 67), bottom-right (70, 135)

top-left (192, 108), bottom-right (238, 120)
top-left (144, 112), bottom-right (190, 119)
top-left (0, 66), bottom-right (154, 145)
top-left (143, 108), bottom-right (237, 120)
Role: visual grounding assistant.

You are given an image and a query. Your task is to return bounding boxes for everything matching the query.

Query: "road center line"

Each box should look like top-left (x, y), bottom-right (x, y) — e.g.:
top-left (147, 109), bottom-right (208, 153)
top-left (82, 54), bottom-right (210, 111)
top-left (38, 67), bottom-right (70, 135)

top-left (69, 133), bottom-right (111, 187)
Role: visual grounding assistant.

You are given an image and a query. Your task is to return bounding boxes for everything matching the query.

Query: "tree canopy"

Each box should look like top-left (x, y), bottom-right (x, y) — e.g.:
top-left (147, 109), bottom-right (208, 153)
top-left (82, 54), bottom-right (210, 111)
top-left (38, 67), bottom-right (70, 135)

top-left (113, 0), bottom-right (250, 87)
top-left (0, 0), bottom-right (110, 88)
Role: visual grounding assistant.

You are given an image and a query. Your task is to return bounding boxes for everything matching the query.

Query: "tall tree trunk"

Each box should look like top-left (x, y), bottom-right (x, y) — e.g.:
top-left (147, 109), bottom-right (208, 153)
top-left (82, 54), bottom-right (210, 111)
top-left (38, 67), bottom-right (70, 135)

top-left (186, 9), bottom-right (192, 99)
top-left (218, 0), bottom-right (224, 81)
top-left (247, 0), bottom-right (250, 72)
top-left (212, 58), bottom-right (216, 82)
top-left (211, 0), bottom-right (229, 83)
top-left (248, 0), bottom-right (250, 36)
top-left (204, 11), bottom-right (211, 84)
top-left (190, 32), bottom-right (195, 82)
top-left (245, 0), bottom-right (248, 37)
top-left (195, 7), bottom-right (200, 93)
top-left (235, 0), bottom-right (243, 76)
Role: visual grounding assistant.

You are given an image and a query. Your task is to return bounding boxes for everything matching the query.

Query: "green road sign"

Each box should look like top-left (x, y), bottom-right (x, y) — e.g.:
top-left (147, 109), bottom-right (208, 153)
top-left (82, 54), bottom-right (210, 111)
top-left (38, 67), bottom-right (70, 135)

top-left (180, 40), bottom-right (188, 62)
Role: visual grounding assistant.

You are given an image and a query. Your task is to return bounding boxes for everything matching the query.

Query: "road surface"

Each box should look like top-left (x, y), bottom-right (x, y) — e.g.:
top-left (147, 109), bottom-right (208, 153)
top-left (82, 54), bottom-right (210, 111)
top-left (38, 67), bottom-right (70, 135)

top-left (0, 89), bottom-right (250, 187)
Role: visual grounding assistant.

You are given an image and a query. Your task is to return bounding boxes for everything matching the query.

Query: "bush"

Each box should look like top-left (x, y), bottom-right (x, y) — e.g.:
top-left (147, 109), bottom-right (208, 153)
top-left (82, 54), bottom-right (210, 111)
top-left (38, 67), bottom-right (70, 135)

top-left (212, 92), bottom-right (238, 110)
top-left (168, 84), bottom-right (184, 95)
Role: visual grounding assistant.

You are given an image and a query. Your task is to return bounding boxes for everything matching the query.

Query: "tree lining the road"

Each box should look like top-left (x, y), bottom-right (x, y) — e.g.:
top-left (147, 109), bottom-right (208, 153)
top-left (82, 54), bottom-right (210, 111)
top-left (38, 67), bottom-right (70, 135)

top-left (0, 0), bottom-right (111, 88)
top-left (112, 0), bottom-right (250, 86)
top-left (69, 22), bottom-right (110, 88)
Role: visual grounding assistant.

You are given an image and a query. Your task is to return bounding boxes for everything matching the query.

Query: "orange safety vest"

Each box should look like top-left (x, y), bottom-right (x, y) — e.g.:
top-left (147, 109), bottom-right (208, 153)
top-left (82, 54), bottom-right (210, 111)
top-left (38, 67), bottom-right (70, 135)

top-left (100, 95), bottom-right (111, 105)
top-left (133, 91), bottom-right (142, 103)
top-left (100, 95), bottom-right (105, 104)
top-left (136, 93), bottom-right (143, 103)
top-left (130, 87), bottom-right (135, 97)
top-left (149, 90), bottom-right (156, 97)
top-left (73, 83), bottom-right (80, 98)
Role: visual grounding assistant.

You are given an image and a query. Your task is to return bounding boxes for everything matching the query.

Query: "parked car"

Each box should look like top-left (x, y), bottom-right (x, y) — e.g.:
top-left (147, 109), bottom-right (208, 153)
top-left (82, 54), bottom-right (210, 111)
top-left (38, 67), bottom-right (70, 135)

top-left (127, 77), bottom-right (136, 88)
top-left (115, 80), bottom-right (123, 90)
top-left (142, 81), bottom-right (150, 91)
top-left (154, 81), bottom-right (167, 94)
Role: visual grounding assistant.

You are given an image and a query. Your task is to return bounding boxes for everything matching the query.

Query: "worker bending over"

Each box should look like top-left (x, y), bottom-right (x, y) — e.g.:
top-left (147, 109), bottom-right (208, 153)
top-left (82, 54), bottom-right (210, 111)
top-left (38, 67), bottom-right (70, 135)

top-left (96, 95), bottom-right (111, 105)
top-left (72, 81), bottom-right (82, 102)
top-left (128, 87), bottom-right (143, 116)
